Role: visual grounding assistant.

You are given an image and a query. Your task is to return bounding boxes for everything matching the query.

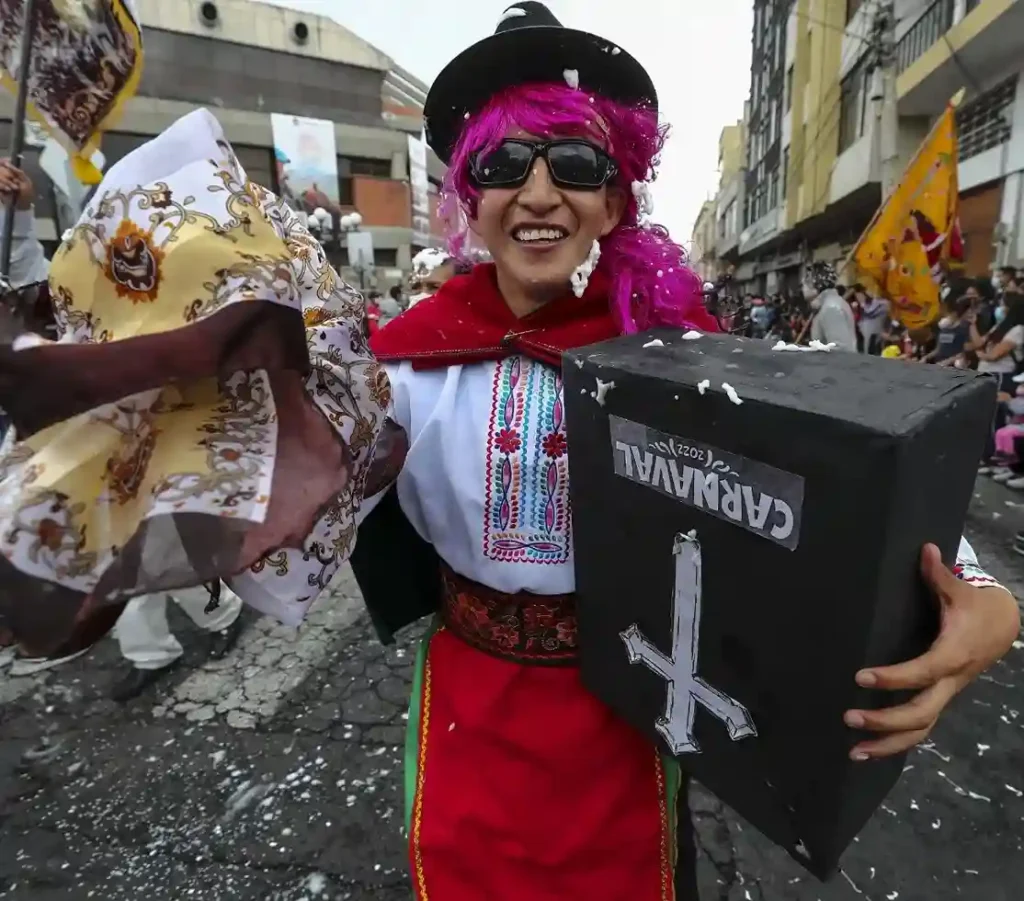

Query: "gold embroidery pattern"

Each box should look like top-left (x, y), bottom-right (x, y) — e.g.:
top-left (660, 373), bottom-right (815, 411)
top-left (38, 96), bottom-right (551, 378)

top-left (0, 109), bottom-right (388, 636)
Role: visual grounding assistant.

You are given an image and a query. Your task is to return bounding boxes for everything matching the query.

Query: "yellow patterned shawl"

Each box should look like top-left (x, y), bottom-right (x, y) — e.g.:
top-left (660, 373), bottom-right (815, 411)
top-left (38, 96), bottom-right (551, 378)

top-left (0, 108), bottom-right (389, 651)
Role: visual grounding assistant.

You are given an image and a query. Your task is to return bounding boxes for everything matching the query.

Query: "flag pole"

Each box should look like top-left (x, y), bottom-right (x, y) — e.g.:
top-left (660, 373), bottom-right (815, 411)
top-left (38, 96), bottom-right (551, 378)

top-left (839, 87), bottom-right (966, 282)
top-left (1, 0), bottom-right (41, 287)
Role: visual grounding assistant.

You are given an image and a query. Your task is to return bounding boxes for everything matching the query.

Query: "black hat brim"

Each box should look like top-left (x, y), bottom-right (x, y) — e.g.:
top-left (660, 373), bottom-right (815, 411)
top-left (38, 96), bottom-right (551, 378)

top-left (424, 26), bottom-right (657, 164)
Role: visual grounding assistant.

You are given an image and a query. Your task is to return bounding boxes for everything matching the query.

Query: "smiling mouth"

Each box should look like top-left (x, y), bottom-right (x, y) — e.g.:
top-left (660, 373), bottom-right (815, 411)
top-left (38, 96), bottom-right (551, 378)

top-left (512, 225), bottom-right (570, 245)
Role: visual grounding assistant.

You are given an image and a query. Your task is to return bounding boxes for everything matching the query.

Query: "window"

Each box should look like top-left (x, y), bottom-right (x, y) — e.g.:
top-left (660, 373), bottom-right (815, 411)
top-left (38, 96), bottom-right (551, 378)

top-left (336, 156), bottom-right (392, 204)
top-left (785, 65), bottom-right (794, 111)
top-left (957, 76), bottom-right (1016, 161)
top-left (347, 156), bottom-right (392, 178)
top-left (233, 144), bottom-right (274, 193)
top-left (838, 61), bottom-right (867, 153)
top-left (769, 167), bottom-right (779, 208)
top-left (782, 148), bottom-right (789, 194)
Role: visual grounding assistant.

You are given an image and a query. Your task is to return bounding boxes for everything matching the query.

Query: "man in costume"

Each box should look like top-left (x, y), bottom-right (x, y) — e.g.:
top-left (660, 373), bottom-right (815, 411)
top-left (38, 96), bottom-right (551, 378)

top-left (408, 248), bottom-right (457, 306)
top-left (350, 4), bottom-right (1020, 899)
top-left (805, 261), bottom-right (857, 351)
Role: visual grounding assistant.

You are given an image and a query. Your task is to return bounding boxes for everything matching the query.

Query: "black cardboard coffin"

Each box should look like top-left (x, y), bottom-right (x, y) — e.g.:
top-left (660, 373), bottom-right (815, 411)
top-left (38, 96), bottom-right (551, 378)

top-left (563, 330), bottom-right (996, 879)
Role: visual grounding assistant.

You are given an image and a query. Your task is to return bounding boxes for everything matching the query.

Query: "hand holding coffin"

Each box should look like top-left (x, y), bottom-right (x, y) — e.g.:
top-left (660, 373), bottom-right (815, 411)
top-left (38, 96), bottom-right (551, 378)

top-left (844, 543), bottom-right (1021, 760)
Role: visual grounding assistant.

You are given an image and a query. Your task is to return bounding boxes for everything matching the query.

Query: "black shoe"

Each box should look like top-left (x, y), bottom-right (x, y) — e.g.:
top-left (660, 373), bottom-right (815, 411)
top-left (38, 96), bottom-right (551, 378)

top-left (207, 616), bottom-right (244, 660)
top-left (110, 663), bottom-right (177, 703)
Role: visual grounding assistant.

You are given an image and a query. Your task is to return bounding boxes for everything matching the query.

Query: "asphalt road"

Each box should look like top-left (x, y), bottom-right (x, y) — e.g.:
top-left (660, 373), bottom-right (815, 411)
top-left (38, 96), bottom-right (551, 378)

top-left (0, 479), bottom-right (1022, 901)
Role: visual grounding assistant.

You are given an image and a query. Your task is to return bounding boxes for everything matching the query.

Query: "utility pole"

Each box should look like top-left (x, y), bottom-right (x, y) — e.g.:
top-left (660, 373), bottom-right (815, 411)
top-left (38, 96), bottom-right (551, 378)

top-left (869, 0), bottom-right (900, 198)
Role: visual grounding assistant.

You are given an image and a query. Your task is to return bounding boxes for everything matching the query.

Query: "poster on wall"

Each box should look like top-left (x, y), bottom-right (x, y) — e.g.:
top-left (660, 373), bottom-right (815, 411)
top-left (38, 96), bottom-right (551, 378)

top-left (407, 132), bottom-right (432, 247)
top-left (270, 113), bottom-right (340, 216)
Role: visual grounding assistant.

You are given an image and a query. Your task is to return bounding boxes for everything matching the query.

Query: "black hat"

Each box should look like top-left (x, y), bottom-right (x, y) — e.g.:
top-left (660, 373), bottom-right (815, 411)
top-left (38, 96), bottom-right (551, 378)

top-left (423, 2), bottom-right (657, 164)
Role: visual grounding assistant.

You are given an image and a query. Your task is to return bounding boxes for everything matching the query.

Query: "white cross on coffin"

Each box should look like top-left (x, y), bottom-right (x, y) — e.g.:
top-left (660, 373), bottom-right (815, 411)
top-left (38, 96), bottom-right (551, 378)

top-left (620, 531), bottom-right (757, 755)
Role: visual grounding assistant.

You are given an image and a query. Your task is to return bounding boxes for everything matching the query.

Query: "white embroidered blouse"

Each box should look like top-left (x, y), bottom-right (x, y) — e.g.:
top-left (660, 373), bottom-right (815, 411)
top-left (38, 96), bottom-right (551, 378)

top-left (370, 354), bottom-right (999, 597)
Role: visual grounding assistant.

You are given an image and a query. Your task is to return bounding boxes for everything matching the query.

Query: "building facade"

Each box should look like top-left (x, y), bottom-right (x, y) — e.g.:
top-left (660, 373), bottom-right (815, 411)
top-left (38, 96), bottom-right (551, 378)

top-left (1, 0), bottom-right (447, 288)
top-left (733, 0), bottom-right (797, 295)
top-left (896, 0), bottom-right (1024, 273)
top-left (715, 115), bottom-right (748, 275)
top-left (733, 0), bottom-right (1024, 291)
top-left (690, 199), bottom-right (719, 281)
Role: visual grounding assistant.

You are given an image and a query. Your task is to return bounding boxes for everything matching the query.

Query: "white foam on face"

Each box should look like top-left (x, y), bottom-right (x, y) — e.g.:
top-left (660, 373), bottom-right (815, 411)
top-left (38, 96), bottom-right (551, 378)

top-left (563, 69), bottom-right (580, 90)
top-left (722, 383), bottom-right (743, 405)
top-left (632, 180), bottom-right (655, 223)
top-left (642, 338), bottom-right (665, 348)
top-left (697, 379), bottom-right (710, 395)
top-left (499, 6), bottom-right (527, 22)
top-left (570, 238), bottom-right (601, 297)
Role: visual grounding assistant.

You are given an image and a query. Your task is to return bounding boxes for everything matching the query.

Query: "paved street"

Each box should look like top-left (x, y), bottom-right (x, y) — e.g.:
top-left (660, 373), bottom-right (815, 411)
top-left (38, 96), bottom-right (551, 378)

top-left (1, 481), bottom-right (1022, 901)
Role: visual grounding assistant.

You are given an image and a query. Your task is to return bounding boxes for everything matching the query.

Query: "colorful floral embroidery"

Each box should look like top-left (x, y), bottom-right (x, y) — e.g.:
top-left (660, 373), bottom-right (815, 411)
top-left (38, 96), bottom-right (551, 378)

top-left (954, 539), bottom-right (1003, 588)
top-left (483, 357), bottom-right (571, 564)
top-left (953, 561), bottom-right (1001, 587)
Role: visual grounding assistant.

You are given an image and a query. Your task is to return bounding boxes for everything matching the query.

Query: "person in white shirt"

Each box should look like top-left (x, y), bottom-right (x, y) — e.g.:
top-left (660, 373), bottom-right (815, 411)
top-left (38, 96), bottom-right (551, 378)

top-left (854, 285), bottom-right (889, 355)
top-left (976, 273), bottom-right (1024, 393)
top-left (109, 586), bottom-right (244, 701)
top-left (0, 159), bottom-right (49, 290)
top-left (804, 261), bottom-right (858, 350)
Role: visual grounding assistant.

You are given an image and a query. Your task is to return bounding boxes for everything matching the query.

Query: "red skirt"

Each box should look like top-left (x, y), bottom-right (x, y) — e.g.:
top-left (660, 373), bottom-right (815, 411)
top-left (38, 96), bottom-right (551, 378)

top-left (405, 626), bottom-right (680, 900)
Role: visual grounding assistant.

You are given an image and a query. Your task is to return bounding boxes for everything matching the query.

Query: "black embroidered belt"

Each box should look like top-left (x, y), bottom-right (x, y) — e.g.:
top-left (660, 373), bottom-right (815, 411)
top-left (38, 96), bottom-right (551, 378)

top-left (439, 564), bottom-right (579, 666)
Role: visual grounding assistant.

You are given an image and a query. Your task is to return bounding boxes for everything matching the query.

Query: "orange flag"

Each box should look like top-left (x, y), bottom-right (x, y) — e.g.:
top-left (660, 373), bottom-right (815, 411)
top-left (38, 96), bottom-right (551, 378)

top-left (851, 99), bottom-right (963, 330)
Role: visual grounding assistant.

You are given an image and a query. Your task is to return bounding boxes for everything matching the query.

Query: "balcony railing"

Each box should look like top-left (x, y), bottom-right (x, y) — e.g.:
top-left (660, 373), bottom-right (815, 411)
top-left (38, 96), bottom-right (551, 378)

top-left (896, 0), bottom-right (955, 76)
top-left (957, 75), bottom-right (1016, 161)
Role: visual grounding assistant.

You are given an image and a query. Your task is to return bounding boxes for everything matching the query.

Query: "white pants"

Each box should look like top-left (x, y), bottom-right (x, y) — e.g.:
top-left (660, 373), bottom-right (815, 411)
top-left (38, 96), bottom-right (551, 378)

top-left (114, 587), bottom-right (243, 670)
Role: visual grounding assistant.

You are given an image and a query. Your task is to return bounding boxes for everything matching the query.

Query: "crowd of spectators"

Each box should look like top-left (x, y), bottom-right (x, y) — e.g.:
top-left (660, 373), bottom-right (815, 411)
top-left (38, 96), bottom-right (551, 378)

top-left (707, 265), bottom-right (1024, 556)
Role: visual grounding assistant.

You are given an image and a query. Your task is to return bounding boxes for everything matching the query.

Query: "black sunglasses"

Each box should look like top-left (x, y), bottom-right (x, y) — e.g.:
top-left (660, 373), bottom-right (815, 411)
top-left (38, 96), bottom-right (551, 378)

top-left (470, 139), bottom-right (619, 190)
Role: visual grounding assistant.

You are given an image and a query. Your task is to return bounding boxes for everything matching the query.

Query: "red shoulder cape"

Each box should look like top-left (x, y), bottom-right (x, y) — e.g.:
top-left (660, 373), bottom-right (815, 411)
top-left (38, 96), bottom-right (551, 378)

top-left (370, 262), bottom-right (717, 369)
top-left (370, 263), bottom-right (621, 369)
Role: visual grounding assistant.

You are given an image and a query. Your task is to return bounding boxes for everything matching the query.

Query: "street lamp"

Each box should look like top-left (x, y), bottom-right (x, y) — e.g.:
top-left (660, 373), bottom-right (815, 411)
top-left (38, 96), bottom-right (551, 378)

top-left (339, 212), bottom-right (362, 231)
top-left (306, 209), bottom-right (372, 289)
top-left (338, 212), bottom-right (373, 292)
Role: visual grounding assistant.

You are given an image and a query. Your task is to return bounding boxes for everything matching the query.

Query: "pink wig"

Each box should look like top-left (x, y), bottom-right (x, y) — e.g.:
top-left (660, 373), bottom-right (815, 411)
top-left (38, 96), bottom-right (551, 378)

top-left (440, 82), bottom-right (708, 334)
